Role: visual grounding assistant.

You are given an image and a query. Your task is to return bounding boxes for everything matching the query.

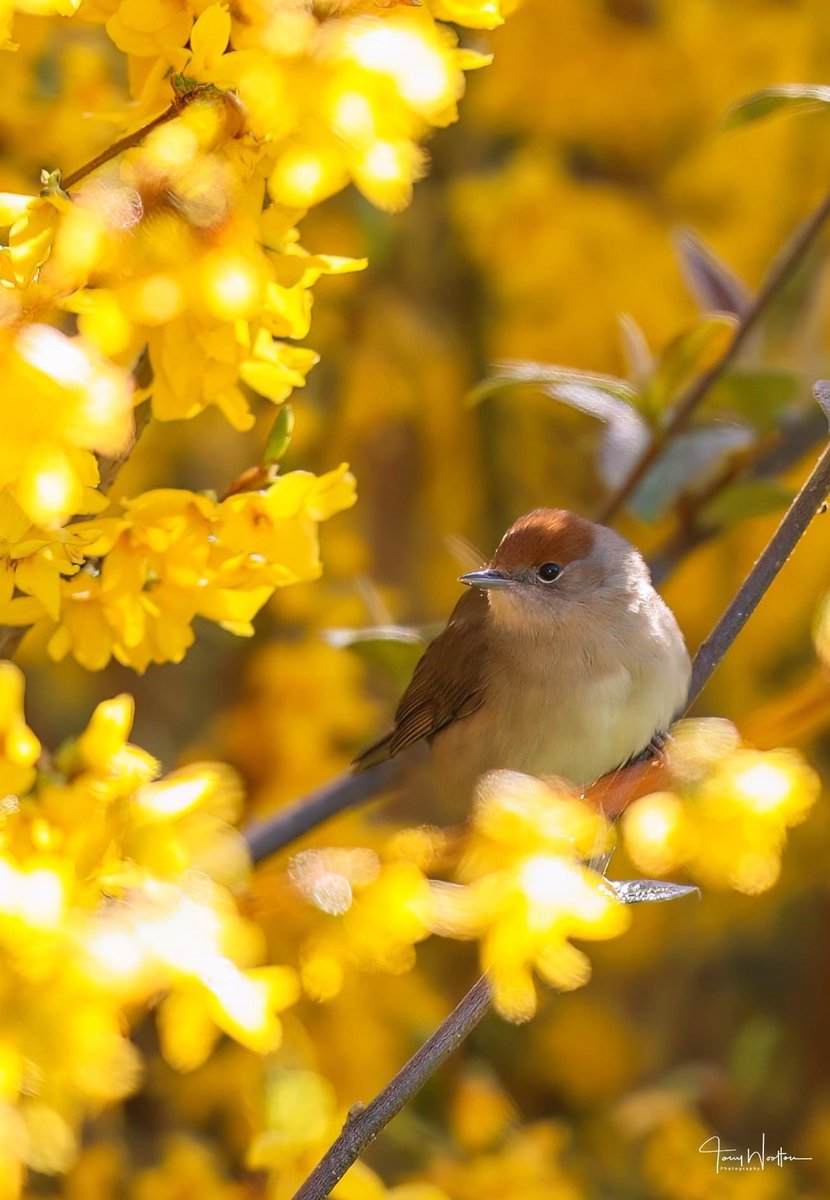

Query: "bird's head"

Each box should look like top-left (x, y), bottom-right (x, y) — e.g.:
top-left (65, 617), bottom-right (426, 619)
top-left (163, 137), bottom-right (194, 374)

top-left (459, 508), bottom-right (647, 628)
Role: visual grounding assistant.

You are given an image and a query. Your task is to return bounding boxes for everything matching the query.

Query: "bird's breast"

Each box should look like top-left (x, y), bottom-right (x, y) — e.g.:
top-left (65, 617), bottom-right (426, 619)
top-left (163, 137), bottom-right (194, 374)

top-left (429, 614), bottom-right (688, 802)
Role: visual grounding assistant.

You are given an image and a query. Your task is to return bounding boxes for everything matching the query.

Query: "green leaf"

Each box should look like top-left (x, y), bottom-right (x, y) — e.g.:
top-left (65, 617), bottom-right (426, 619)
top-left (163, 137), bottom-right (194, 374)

top-left (708, 369), bottom-right (802, 433)
top-left (263, 404), bottom-right (294, 465)
top-left (723, 84), bottom-right (830, 131)
top-left (674, 229), bottom-right (750, 317)
top-left (468, 360), bottom-right (638, 406)
top-left (468, 360), bottom-right (649, 491)
top-left (617, 314), bottom-right (653, 387)
top-left (631, 424), bottom-right (753, 523)
top-left (323, 625), bottom-right (428, 691)
top-left (644, 314), bottom-right (736, 414)
top-left (699, 479), bottom-right (794, 531)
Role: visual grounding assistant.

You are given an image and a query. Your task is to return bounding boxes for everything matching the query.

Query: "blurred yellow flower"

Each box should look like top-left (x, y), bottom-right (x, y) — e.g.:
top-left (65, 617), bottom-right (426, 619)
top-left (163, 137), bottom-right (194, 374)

top-left (429, 1120), bottom-right (582, 1200)
top-left (430, 772), bottom-right (629, 1020)
top-left (0, 661), bottom-right (39, 796)
top-left (0, 666), bottom-right (297, 1192)
top-left (0, 466), bottom-right (356, 669)
top-left (623, 727), bottom-right (821, 895)
top-left (0, 326), bottom-right (132, 530)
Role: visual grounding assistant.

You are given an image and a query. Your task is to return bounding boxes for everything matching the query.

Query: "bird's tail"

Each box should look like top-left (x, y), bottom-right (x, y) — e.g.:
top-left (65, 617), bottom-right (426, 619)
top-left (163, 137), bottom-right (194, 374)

top-left (351, 732), bottom-right (394, 773)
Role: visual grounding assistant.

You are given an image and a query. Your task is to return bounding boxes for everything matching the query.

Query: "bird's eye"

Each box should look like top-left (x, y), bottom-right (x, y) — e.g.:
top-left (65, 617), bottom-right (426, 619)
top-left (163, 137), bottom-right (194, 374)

top-left (537, 562), bottom-right (561, 582)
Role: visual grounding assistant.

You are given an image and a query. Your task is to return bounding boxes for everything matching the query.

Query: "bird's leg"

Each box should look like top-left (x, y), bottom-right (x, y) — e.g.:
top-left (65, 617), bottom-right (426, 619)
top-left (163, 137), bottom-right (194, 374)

top-left (585, 733), bottom-right (698, 903)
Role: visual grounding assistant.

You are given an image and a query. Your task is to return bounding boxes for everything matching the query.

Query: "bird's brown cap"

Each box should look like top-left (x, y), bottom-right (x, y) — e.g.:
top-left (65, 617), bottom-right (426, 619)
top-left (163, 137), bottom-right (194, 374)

top-left (491, 508), bottom-right (596, 570)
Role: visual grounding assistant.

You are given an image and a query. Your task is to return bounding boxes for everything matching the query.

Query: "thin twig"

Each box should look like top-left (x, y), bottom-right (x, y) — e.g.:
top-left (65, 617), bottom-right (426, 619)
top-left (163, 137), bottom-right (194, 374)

top-left (61, 84), bottom-right (217, 191)
top-left (245, 759), bottom-right (405, 864)
top-left (596, 188), bottom-right (830, 523)
top-left (291, 975), bottom-right (493, 1200)
top-left (689, 401), bottom-right (830, 702)
top-left (97, 398), bottom-right (152, 493)
top-left (285, 394), bottom-right (830, 1200)
top-left (649, 405), bottom-right (828, 586)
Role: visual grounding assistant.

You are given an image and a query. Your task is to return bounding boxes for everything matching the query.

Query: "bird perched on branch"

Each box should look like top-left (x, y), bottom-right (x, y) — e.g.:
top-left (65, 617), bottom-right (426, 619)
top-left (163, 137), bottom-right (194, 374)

top-left (353, 508), bottom-right (690, 803)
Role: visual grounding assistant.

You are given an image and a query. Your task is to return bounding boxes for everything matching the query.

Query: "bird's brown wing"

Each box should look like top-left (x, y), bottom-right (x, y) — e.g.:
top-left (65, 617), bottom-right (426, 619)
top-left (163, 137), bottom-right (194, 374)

top-left (352, 587), bottom-right (490, 772)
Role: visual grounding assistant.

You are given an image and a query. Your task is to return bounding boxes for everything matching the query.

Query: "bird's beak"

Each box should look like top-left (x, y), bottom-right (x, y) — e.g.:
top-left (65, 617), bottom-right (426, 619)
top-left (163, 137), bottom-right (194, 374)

top-left (459, 569), bottom-right (516, 590)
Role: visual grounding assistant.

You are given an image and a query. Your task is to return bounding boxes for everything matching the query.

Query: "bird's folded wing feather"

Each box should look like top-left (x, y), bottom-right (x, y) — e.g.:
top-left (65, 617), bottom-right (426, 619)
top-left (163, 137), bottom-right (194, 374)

top-left (352, 587), bottom-right (490, 771)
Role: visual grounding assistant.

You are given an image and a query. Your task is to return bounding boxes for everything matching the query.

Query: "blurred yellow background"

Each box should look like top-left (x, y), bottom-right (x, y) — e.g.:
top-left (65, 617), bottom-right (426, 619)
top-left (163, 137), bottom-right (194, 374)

top-left (2, 0), bottom-right (830, 1197)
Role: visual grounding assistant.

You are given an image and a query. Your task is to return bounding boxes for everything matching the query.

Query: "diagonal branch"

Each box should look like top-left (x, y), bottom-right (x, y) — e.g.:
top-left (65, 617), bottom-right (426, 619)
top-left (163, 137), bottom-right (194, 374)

top-left (60, 81), bottom-right (223, 192)
top-left (649, 406), bottom-right (829, 586)
top-left (245, 759), bottom-right (405, 864)
top-left (291, 975), bottom-right (493, 1200)
top-left (596, 188), bottom-right (830, 524)
top-left (283, 390), bottom-right (830, 1200)
top-left (689, 386), bottom-right (830, 701)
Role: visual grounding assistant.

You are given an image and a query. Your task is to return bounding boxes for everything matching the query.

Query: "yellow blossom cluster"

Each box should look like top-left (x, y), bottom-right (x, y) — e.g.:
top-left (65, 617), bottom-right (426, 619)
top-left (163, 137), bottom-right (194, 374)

top-left (75, 0), bottom-right (497, 212)
top-left (622, 720), bottom-right (820, 895)
top-left (289, 843), bottom-right (434, 999)
top-left (0, 465), bottom-right (356, 670)
top-left (0, 0), bottom-right (511, 425)
top-left (0, 0), bottom-right (510, 671)
top-left (2, 104), bottom-right (363, 430)
top-left (282, 727), bottom-right (819, 1037)
top-left (429, 771), bottom-right (629, 1020)
top-left (0, 321), bottom-right (132, 537)
top-left (286, 772), bottom-right (631, 1022)
top-left (0, 662), bottom-right (298, 1191)
top-left (0, 323), bottom-right (135, 664)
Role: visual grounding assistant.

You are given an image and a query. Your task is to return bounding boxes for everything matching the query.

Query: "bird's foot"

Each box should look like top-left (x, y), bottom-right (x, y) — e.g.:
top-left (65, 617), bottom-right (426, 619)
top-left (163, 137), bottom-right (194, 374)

top-left (626, 729), bottom-right (670, 768)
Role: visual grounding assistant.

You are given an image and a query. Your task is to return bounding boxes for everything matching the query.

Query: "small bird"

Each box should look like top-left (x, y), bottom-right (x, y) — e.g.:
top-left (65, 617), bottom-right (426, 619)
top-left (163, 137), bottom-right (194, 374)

top-left (353, 508), bottom-right (690, 803)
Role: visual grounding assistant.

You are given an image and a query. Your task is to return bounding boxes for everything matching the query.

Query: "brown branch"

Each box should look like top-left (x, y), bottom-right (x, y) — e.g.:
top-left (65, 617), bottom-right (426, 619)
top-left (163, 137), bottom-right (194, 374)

top-left (60, 83), bottom-right (218, 191)
top-left (689, 393), bottom-right (830, 702)
top-left (649, 405), bottom-right (828, 586)
top-left (245, 759), bottom-right (405, 864)
top-left (596, 187), bottom-right (830, 524)
top-left (291, 975), bottom-right (493, 1200)
top-left (283, 389), bottom-right (830, 1200)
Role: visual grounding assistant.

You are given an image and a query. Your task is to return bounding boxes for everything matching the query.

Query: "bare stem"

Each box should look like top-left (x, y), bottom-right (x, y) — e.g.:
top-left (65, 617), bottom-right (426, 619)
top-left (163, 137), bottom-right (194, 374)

top-left (97, 398), bottom-right (152, 494)
top-left (245, 759), bottom-right (405, 864)
top-left (689, 434), bottom-right (830, 702)
top-left (291, 975), bottom-right (493, 1200)
top-left (284, 396), bottom-right (830, 1200)
top-left (649, 406), bottom-right (828, 586)
top-left (61, 83), bottom-right (216, 191)
top-left (596, 188), bottom-right (830, 524)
